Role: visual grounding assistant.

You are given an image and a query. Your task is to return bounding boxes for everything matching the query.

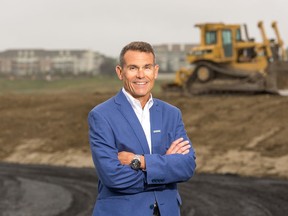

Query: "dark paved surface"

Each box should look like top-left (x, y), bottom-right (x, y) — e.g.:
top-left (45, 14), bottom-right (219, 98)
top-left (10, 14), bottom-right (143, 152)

top-left (1, 162), bottom-right (288, 216)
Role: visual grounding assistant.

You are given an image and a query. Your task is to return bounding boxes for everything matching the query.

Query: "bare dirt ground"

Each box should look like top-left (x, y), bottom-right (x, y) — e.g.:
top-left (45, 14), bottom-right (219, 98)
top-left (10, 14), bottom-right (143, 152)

top-left (1, 162), bottom-right (288, 216)
top-left (0, 91), bottom-right (288, 180)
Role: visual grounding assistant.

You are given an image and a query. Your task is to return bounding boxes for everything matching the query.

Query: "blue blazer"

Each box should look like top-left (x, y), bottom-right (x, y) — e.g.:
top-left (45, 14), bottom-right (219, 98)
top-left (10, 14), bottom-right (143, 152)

top-left (88, 90), bottom-right (196, 216)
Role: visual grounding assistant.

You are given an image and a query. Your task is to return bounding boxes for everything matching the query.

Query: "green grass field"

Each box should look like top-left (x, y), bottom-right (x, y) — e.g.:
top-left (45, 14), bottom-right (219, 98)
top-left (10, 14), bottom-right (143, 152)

top-left (0, 75), bottom-right (168, 94)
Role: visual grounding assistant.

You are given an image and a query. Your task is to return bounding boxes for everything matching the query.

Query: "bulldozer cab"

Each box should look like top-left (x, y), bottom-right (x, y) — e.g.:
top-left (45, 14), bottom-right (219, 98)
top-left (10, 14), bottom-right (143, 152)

top-left (187, 23), bottom-right (262, 66)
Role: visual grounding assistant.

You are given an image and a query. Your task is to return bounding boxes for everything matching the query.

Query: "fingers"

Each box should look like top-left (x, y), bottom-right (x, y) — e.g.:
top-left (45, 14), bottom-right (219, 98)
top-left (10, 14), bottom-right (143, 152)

top-left (170, 138), bottom-right (185, 150)
top-left (173, 140), bottom-right (190, 154)
top-left (179, 144), bottom-right (191, 155)
top-left (166, 138), bottom-right (191, 155)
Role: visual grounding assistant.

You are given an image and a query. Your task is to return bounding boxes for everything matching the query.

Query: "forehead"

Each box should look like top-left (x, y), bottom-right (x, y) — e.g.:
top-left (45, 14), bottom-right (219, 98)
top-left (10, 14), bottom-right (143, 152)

top-left (123, 50), bottom-right (154, 65)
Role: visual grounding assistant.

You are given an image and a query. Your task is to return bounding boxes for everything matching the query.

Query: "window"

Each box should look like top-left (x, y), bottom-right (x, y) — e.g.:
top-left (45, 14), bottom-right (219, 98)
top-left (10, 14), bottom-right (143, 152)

top-left (236, 28), bottom-right (242, 41)
top-left (205, 31), bottom-right (217, 45)
top-left (222, 30), bottom-right (232, 45)
top-left (222, 30), bottom-right (233, 57)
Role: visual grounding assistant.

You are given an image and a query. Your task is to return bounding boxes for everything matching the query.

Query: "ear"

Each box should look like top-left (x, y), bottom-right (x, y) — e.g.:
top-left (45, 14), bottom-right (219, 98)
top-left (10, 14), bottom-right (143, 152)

top-left (115, 65), bottom-right (123, 80)
top-left (154, 64), bottom-right (159, 79)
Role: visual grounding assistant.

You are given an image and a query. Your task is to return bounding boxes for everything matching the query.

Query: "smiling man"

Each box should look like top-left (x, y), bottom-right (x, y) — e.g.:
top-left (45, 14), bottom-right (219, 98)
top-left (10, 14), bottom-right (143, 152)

top-left (115, 45), bottom-right (158, 107)
top-left (88, 41), bottom-right (196, 216)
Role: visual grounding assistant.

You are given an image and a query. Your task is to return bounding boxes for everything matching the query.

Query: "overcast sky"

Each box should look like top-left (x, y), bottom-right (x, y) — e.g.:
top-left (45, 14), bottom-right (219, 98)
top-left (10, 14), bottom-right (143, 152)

top-left (0, 0), bottom-right (287, 57)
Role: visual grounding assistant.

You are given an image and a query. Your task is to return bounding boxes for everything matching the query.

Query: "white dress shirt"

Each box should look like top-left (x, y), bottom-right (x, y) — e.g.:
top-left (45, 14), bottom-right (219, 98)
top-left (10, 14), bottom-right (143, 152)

top-left (122, 88), bottom-right (154, 153)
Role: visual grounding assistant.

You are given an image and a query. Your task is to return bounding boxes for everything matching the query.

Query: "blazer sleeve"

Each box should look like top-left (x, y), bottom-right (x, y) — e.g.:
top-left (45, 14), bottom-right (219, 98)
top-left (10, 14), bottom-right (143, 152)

top-left (88, 109), bottom-right (148, 194)
top-left (144, 109), bottom-right (196, 185)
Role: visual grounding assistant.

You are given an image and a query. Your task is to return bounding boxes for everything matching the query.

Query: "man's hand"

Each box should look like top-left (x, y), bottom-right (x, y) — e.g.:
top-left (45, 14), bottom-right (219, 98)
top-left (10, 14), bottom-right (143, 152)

top-left (118, 151), bottom-right (146, 170)
top-left (166, 137), bottom-right (191, 155)
top-left (118, 151), bottom-right (134, 165)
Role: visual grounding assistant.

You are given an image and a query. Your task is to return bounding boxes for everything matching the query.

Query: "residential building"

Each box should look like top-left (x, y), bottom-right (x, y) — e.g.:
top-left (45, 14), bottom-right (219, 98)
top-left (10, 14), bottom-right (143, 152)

top-left (0, 43), bottom-right (196, 78)
top-left (0, 49), bottom-right (104, 78)
top-left (153, 43), bottom-right (196, 73)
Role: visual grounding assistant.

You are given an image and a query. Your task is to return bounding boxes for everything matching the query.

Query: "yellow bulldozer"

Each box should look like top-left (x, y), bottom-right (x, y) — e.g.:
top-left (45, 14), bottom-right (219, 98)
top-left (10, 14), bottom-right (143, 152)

top-left (162, 21), bottom-right (288, 95)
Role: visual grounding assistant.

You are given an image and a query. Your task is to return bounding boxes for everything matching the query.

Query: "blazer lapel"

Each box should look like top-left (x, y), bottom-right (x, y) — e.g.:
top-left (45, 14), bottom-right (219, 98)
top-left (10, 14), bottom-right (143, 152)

top-left (114, 91), bottom-right (150, 154)
top-left (150, 99), bottom-right (163, 154)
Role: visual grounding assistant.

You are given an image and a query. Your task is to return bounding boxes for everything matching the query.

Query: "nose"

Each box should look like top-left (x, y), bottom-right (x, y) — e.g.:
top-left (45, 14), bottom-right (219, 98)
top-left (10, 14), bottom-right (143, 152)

top-left (136, 68), bottom-right (145, 78)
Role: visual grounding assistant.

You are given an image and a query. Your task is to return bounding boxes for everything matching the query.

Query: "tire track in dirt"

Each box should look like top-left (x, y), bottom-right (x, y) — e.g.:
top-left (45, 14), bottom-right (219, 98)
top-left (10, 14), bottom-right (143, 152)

top-left (246, 127), bottom-right (282, 149)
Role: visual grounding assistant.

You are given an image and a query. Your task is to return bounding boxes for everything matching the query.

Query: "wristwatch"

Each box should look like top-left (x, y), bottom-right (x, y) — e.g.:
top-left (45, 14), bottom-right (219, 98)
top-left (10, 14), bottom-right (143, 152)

top-left (130, 155), bottom-right (141, 170)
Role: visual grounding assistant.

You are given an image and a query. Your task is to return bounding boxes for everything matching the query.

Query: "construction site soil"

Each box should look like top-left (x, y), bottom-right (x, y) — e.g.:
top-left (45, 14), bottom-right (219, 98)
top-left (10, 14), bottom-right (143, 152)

top-left (1, 90), bottom-right (288, 215)
top-left (0, 91), bottom-right (288, 179)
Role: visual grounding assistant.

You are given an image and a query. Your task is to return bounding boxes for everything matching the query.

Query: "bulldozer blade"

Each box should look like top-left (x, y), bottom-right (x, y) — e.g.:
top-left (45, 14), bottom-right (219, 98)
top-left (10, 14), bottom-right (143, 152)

top-left (265, 61), bottom-right (288, 95)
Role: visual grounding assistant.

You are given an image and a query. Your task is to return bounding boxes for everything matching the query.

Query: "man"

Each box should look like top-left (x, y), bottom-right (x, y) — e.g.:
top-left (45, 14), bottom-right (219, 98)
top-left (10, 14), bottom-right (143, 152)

top-left (88, 41), bottom-right (196, 216)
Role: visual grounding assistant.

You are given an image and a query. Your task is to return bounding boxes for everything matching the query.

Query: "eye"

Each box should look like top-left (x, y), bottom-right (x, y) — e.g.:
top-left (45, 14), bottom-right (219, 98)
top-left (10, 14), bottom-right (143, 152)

top-left (144, 65), bottom-right (153, 71)
top-left (128, 66), bottom-right (138, 72)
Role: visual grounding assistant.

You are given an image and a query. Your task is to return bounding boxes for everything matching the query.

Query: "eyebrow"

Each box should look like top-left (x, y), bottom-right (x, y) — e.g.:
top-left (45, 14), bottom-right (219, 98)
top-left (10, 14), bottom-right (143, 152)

top-left (127, 64), bottom-right (154, 67)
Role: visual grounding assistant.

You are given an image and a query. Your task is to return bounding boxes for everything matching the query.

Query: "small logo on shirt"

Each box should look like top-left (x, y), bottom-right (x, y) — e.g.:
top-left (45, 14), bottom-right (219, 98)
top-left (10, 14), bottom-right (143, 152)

top-left (153, 130), bottom-right (161, 133)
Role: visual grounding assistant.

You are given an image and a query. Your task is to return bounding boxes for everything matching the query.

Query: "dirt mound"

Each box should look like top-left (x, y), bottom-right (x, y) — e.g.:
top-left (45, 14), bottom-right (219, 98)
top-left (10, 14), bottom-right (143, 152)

top-left (1, 92), bottom-right (287, 179)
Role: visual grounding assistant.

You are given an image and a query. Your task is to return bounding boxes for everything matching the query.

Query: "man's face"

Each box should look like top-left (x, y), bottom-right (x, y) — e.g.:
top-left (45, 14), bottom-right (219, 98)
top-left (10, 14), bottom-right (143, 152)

top-left (116, 50), bottom-right (159, 101)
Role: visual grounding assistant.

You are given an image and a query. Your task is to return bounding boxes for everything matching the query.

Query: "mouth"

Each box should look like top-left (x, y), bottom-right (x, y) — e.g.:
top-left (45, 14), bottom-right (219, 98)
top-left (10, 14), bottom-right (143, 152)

top-left (133, 81), bottom-right (148, 85)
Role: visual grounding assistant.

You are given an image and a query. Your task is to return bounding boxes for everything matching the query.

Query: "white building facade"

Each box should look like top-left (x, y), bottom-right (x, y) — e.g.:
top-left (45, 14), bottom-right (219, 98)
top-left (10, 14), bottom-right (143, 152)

top-left (0, 49), bottom-right (104, 77)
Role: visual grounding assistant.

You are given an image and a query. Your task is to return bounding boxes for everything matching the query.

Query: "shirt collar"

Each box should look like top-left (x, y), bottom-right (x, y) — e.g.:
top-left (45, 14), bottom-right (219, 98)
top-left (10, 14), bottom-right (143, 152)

top-left (122, 88), bottom-right (154, 110)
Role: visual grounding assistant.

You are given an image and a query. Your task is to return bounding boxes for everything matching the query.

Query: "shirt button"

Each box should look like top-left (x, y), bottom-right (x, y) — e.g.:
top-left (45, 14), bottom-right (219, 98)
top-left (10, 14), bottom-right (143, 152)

top-left (150, 204), bottom-right (154, 209)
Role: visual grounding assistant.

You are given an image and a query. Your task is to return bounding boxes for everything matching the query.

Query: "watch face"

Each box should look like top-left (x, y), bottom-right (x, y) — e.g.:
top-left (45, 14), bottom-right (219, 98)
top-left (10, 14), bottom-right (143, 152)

top-left (131, 159), bottom-right (141, 170)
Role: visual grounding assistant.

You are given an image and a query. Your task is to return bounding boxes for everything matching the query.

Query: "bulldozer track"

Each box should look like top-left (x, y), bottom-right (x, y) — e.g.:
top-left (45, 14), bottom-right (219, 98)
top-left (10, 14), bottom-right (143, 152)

top-left (1, 162), bottom-right (288, 216)
top-left (186, 61), bottom-right (268, 96)
top-left (196, 61), bottom-right (254, 78)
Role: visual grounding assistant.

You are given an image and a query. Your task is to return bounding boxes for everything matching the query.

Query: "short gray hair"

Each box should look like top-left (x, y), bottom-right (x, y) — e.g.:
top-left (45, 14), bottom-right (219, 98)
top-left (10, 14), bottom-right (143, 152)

top-left (119, 41), bottom-right (156, 67)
